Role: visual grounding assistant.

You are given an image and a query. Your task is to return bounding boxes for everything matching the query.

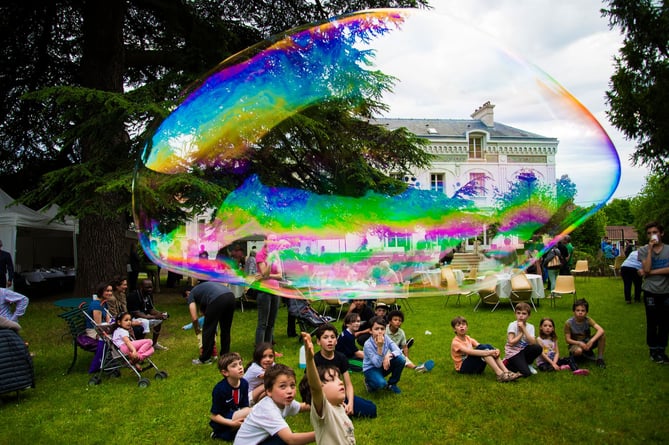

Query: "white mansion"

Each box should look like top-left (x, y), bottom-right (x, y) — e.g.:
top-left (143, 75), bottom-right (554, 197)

top-left (375, 101), bottom-right (558, 209)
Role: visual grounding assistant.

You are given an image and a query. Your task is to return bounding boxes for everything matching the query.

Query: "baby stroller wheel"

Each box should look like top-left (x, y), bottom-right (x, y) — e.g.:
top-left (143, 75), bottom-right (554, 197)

top-left (155, 370), bottom-right (168, 380)
top-left (138, 377), bottom-right (151, 388)
top-left (88, 376), bottom-right (101, 386)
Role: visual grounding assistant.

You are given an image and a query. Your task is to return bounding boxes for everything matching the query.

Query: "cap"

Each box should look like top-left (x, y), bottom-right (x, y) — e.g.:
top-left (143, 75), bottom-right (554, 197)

top-left (375, 302), bottom-right (389, 310)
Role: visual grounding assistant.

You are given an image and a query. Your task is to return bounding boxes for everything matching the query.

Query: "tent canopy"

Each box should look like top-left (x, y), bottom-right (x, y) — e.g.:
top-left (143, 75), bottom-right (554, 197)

top-left (0, 188), bottom-right (78, 273)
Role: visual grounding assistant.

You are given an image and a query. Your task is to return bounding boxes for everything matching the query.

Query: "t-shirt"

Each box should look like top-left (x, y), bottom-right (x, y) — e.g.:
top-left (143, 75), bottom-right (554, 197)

top-left (243, 362), bottom-right (266, 393)
top-left (310, 395), bottom-right (356, 445)
top-left (233, 396), bottom-right (301, 445)
top-left (387, 327), bottom-right (407, 349)
top-left (335, 329), bottom-right (359, 359)
top-left (210, 378), bottom-right (250, 437)
top-left (536, 337), bottom-right (556, 366)
top-left (638, 244), bottom-right (669, 294)
top-left (450, 335), bottom-right (479, 371)
top-left (187, 281), bottom-right (233, 312)
top-left (565, 316), bottom-right (595, 341)
top-left (314, 350), bottom-right (350, 375)
top-left (504, 321), bottom-right (535, 359)
top-left (112, 327), bottom-right (130, 348)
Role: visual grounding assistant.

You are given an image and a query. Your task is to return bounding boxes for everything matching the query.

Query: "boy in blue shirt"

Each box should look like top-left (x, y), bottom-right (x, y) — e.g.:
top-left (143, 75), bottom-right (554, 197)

top-left (210, 352), bottom-right (251, 441)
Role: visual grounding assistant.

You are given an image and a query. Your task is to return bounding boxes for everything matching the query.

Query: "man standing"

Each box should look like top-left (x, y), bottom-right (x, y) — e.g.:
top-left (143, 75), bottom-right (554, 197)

top-left (639, 222), bottom-right (669, 364)
top-left (187, 281), bottom-right (236, 365)
top-left (127, 279), bottom-right (169, 350)
top-left (0, 240), bottom-right (14, 288)
top-left (0, 287), bottom-right (29, 323)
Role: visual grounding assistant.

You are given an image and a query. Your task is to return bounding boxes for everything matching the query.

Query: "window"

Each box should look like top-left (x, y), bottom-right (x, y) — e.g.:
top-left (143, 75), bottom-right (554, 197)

top-left (468, 134), bottom-right (484, 159)
top-left (469, 173), bottom-right (486, 194)
top-left (198, 219), bottom-right (206, 238)
top-left (430, 173), bottom-right (444, 193)
top-left (387, 233), bottom-right (411, 249)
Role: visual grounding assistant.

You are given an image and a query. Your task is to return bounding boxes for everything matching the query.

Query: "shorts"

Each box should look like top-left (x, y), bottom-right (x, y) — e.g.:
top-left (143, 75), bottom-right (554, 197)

top-left (568, 337), bottom-right (598, 354)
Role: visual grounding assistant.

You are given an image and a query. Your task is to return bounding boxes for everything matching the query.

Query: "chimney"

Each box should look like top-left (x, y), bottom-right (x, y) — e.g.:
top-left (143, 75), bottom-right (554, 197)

top-left (471, 101), bottom-right (495, 127)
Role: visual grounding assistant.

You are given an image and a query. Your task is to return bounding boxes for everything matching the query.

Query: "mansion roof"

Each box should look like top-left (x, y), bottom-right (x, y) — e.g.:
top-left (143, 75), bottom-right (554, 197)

top-left (374, 118), bottom-right (557, 142)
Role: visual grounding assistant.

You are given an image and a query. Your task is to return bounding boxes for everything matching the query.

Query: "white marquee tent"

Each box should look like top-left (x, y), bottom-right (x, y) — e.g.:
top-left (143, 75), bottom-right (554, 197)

top-left (0, 188), bottom-right (78, 274)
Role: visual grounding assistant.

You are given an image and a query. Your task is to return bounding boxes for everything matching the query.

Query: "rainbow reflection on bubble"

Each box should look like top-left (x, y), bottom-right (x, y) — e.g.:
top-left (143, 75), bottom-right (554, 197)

top-left (133, 8), bottom-right (620, 299)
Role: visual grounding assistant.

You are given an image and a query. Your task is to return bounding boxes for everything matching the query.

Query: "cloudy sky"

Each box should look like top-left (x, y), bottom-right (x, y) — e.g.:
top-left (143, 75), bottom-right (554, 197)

top-left (368, 0), bottom-right (646, 205)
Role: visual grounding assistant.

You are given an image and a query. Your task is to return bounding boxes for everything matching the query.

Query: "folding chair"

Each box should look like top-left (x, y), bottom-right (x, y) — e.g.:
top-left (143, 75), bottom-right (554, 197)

top-left (441, 266), bottom-right (476, 307)
top-left (510, 273), bottom-right (537, 312)
top-left (549, 275), bottom-right (576, 307)
top-left (473, 276), bottom-right (501, 312)
top-left (571, 260), bottom-right (589, 281)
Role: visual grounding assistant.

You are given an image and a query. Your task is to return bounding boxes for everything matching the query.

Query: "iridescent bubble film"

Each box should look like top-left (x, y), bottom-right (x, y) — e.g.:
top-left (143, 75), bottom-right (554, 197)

top-left (133, 8), bottom-right (619, 299)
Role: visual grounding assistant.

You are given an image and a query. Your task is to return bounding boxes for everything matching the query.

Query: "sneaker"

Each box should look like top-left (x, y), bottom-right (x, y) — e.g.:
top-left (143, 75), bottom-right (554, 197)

top-left (154, 343), bottom-right (169, 351)
top-left (415, 359), bottom-right (435, 373)
top-left (559, 364), bottom-right (572, 371)
top-left (406, 338), bottom-right (415, 349)
top-left (657, 352), bottom-right (669, 364)
top-left (192, 358), bottom-right (213, 365)
top-left (596, 358), bottom-right (606, 369)
top-left (274, 351), bottom-right (284, 358)
top-left (573, 368), bottom-right (590, 376)
top-left (528, 365), bottom-right (538, 375)
top-left (386, 384), bottom-right (401, 394)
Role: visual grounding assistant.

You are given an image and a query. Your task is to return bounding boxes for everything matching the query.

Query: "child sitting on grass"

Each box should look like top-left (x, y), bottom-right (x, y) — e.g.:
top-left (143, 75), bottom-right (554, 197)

top-left (243, 342), bottom-right (275, 405)
top-left (336, 313), bottom-right (364, 372)
top-left (299, 332), bottom-right (356, 444)
top-left (564, 298), bottom-right (607, 369)
top-left (209, 352), bottom-right (251, 441)
top-left (386, 309), bottom-right (434, 372)
top-left (233, 363), bottom-right (313, 445)
top-left (536, 318), bottom-right (587, 375)
top-left (450, 316), bottom-right (521, 383)
top-left (504, 302), bottom-right (542, 377)
top-left (362, 316), bottom-right (405, 394)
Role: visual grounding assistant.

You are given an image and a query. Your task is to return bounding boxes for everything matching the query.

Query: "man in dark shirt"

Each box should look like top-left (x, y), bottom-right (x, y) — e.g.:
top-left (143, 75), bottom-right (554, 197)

top-left (187, 281), bottom-right (236, 365)
top-left (127, 279), bottom-right (168, 350)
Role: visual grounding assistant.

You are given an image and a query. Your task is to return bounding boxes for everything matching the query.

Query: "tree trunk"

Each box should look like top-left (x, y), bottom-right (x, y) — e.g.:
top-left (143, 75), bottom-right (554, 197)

top-left (74, 0), bottom-right (127, 296)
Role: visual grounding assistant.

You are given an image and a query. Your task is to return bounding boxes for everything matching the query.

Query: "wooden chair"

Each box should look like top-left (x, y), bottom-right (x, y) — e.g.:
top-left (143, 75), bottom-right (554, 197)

top-left (549, 275), bottom-right (576, 307)
top-left (571, 260), bottom-right (589, 280)
top-left (510, 273), bottom-right (537, 312)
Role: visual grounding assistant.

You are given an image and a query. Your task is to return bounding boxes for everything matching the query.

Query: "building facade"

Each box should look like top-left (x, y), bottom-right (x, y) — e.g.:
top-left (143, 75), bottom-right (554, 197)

top-left (375, 102), bottom-right (558, 209)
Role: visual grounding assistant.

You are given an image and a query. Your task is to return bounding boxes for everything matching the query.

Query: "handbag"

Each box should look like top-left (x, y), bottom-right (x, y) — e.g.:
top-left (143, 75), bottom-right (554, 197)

top-left (547, 255), bottom-right (562, 268)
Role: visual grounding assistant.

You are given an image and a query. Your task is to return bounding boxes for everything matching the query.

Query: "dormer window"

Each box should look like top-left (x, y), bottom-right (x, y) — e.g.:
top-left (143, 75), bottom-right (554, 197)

top-left (468, 133), bottom-right (484, 159)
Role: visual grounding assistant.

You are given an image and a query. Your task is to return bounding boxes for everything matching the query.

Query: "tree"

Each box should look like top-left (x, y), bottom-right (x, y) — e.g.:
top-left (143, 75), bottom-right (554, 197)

top-left (630, 173), bottom-right (669, 242)
top-left (601, 198), bottom-right (634, 226)
top-left (0, 1), bottom-right (431, 295)
top-left (602, 1), bottom-right (669, 176)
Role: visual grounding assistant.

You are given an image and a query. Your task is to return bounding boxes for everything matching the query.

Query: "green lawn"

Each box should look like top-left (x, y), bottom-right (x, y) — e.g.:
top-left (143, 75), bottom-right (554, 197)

top-left (2, 276), bottom-right (668, 445)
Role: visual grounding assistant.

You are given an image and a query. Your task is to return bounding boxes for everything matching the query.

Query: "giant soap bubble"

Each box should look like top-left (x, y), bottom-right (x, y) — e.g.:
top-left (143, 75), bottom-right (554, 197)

top-left (133, 8), bottom-right (619, 299)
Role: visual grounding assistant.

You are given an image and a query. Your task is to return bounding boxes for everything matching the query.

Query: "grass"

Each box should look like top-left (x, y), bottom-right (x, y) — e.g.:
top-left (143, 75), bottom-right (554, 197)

top-left (2, 276), bottom-right (669, 445)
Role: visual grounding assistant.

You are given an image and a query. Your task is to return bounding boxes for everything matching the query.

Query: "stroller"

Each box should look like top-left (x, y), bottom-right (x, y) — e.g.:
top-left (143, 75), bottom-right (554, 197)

top-left (81, 306), bottom-right (168, 388)
top-left (286, 296), bottom-right (335, 337)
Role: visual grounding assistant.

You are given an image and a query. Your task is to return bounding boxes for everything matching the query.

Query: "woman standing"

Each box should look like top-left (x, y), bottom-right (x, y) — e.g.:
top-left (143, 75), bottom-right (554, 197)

top-left (254, 235), bottom-right (283, 346)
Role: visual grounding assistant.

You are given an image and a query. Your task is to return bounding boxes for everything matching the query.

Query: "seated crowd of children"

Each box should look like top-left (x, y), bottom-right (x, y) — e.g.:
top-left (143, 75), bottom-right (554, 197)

top-left (206, 297), bottom-right (606, 443)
